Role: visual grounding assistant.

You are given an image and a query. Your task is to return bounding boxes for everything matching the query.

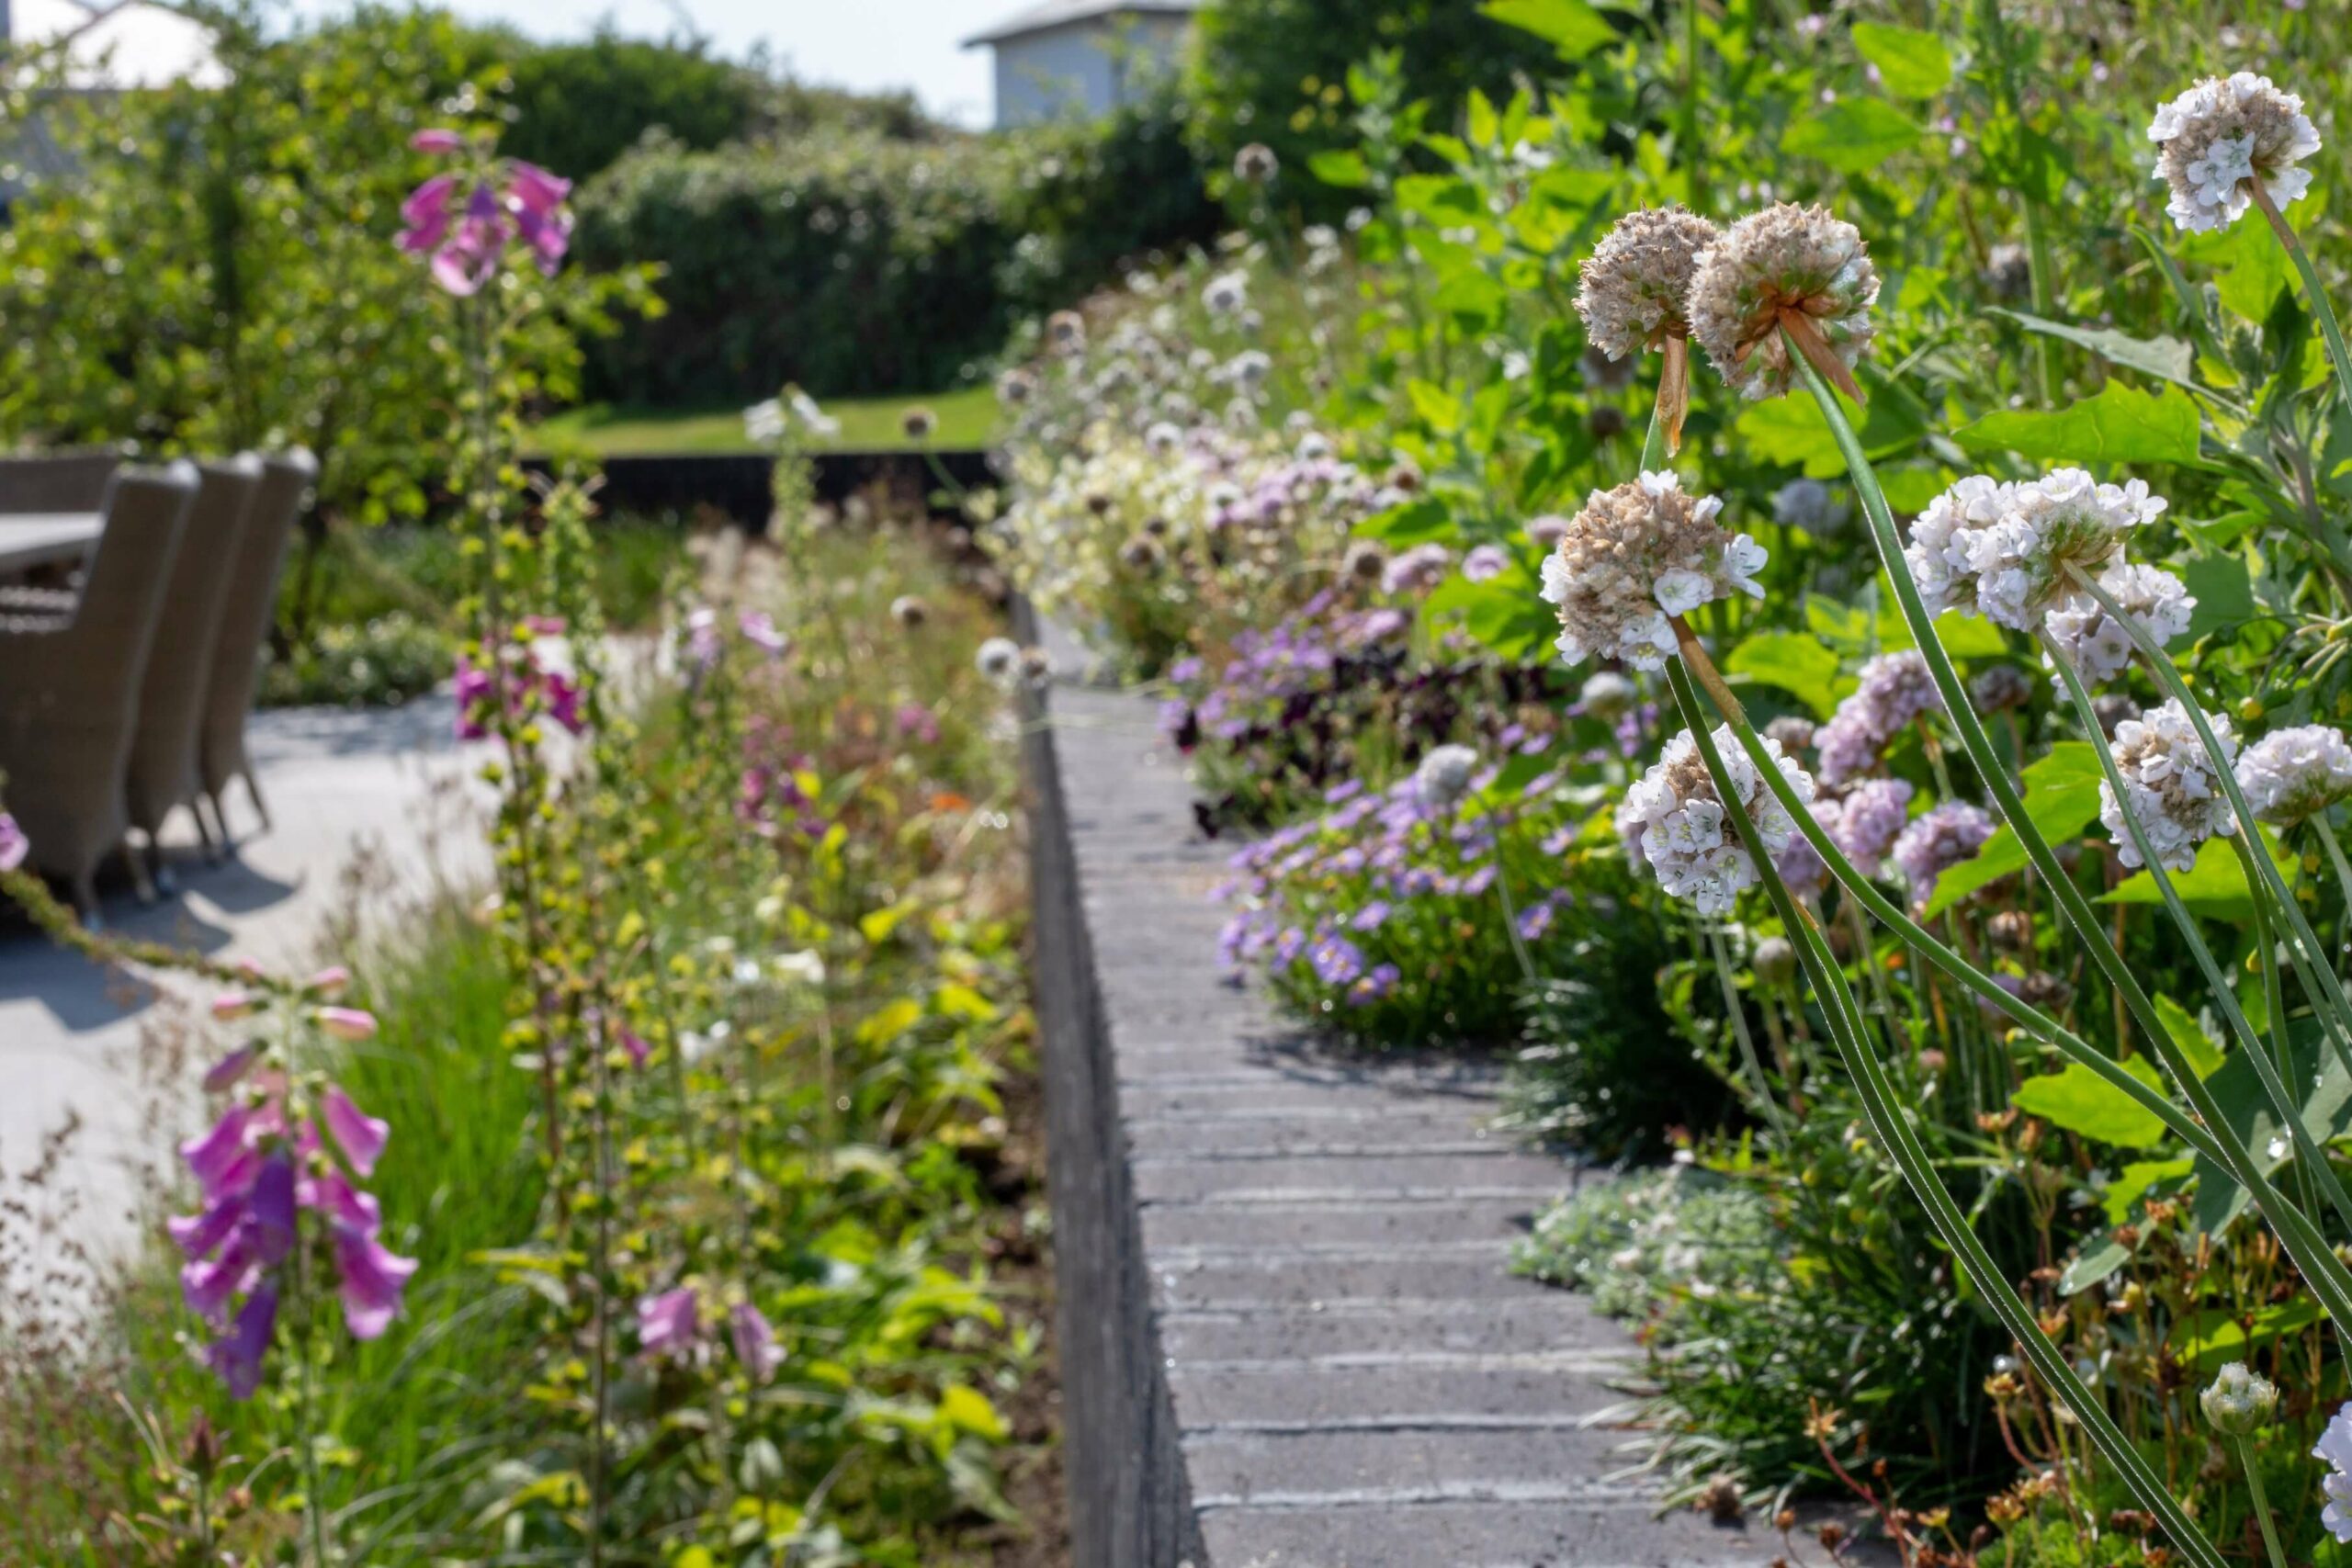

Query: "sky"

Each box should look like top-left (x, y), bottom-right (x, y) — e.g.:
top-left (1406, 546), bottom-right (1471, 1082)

top-left (288, 0), bottom-right (1012, 127)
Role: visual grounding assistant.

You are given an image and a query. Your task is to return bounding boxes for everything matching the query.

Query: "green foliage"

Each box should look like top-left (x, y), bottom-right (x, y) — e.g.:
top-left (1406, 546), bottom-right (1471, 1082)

top-left (260, 611), bottom-right (448, 708)
top-left (497, 26), bottom-right (769, 179)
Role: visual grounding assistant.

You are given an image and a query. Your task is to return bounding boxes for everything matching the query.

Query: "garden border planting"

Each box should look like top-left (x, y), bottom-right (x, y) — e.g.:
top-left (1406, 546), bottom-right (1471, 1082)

top-left (1023, 628), bottom-right (1776, 1567)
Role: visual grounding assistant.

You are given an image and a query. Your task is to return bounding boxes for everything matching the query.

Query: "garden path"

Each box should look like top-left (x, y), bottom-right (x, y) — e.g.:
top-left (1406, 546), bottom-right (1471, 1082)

top-left (0, 695), bottom-right (487, 1276)
top-left (1032, 657), bottom-right (1782, 1568)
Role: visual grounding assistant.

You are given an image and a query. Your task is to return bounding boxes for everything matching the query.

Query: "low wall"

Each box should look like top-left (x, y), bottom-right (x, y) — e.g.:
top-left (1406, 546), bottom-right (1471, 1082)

top-left (522, 450), bottom-right (996, 530)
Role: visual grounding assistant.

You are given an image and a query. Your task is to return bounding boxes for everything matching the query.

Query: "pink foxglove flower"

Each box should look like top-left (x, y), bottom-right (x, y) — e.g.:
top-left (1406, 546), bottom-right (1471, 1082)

top-left (739, 610), bottom-right (787, 655)
top-left (639, 1286), bottom-right (701, 1360)
top-left (306, 964), bottom-right (352, 998)
top-left (316, 1007), bottom-right (379, 1042)
top-left (0, 812), bottom-right (26, 873)
top-left (730, 1302), bottom-right (786, 1382)
top-left (209, 990), bottom-right (258, 1022)
top-left (333, 1223), bottom-right (417, 1340)
top-left (209, 1282), bottom-right (278, 1400)
top-left (180, 1106), bottom-right (261, 1201)
top-left (201, 1043), bottom-right (258, 1091)
top-left (322, 1085), bottom-right (390, 1176)
top-left (409, 127), bottom-right (465, 154)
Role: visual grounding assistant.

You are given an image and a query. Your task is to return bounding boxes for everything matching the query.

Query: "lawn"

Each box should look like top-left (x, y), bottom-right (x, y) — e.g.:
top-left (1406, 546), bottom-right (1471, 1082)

top-left (532, 384), bottom-right (999, 456)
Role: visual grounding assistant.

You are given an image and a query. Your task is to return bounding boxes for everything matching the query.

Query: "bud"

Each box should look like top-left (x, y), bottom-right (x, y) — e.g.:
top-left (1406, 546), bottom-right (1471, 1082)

top-left (1233, 142), bottom-right (1279, 184)
top-left (2199, 1360), bottom-right (2278, 1435)
top-left (1752, 936), bottom-right (1798, 985)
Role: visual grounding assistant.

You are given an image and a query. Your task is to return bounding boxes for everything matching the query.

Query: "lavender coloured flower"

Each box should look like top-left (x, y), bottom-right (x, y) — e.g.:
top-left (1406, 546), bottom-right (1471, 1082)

top-left (1815, 650), bottom-right (1940, 786)
top-left (1462, 544), bottom-right (1510, 583)
top-left (1829, 777), bottom-right (1916, 873)
top-left (1382, 542), bottom-right (1453, 594)
top-left (209, 1282), bottom-right (278, 1401)
top-left (334, 1222), bottom-right (418, 1340)
top-left (1891, 800), bottom-right (1995, 903)
top-left (731, 1301), bottom-right (786, 1382)
top-left (0, 811), bottom-right (26, 873)
top-left (322, 1085), bottom-right (390, 1177)
top-left (639, 1285), bottom-right (701, 1360)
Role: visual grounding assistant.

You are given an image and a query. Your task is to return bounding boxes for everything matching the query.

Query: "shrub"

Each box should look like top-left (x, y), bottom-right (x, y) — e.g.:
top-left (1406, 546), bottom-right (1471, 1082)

top-left (260, 611), bottom-right (449, 708)
top-left (497, 27), bottom-right (770, 180)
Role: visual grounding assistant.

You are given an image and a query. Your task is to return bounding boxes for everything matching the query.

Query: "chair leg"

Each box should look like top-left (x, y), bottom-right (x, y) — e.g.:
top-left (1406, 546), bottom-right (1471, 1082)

top-left (125, 840), bottom-right (159, 904)
top-left (192, 798), bottom-right (223, 863)
top-left (243, 769), bottom-right (272, 832)
top-left (204, 788), bottom-right (234, 845)
top-left (72, 871), bottom-right (100, 926)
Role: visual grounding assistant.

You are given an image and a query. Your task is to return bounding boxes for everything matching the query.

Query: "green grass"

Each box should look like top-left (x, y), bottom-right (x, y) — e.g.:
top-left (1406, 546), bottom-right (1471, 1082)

top-left (530, 385), bottom-right (999, 457)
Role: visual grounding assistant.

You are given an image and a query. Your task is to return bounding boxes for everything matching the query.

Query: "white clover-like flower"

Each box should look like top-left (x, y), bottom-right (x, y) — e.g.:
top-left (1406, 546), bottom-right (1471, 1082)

top-left (1689, 203), bottom-right (1878, 400)
top-left (2041, 562), bottom-right (2194, 688)
top-left (1619, 726), bottom-right (1815, 914)
top-left (2099, 699), bottom-right (2237, 872)
top-left (2237, 724), bottom-right (2352, 826)
top-left (1415, 744), bottom-right (1480, 807)
top-left (743, 399), bottom-right (786, 445)
top-left (976, 637), bottom-right (1021, 688)
top-left (1203, 270), bottom-right (1250, 317)
top-left (2149, 73), bottom-right (2321, 232)
top-left (1575, 206), bottom-right (1722, 361)
top-left (1539, 472), bottom-right (1766, 672)
top-left (2316, 1401), bottom-right (2352, 1542)
top-left (1907, 469), bottom-right (2168, 632)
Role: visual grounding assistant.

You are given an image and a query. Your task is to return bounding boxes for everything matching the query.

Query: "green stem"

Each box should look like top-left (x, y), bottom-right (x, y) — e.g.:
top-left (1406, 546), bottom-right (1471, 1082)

top-left (1666, 660), bottom-right (2227, 1568)
top-left (2234, 1434), bottom-right (2290, 1568)
top-left (2256, 182), bottom-right (2352, 417)
top-left (2049, 645), bottom-right (2352, 1235)
top-left (2318, 815), bottom-right (2352, 939)
top-left (1708, 925), bottom-right (1785, 1132)
top-left (1784, 330), bottom-right (2352, 1329)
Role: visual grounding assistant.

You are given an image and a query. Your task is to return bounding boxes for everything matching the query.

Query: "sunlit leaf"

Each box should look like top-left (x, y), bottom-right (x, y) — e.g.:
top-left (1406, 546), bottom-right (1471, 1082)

top-left (1849, 22), bottom-right (1951, 98)
top-left (2012, 1055), bottom-right (2171, 1149)
top-left (1953, 381), bottom-right (2203, 467)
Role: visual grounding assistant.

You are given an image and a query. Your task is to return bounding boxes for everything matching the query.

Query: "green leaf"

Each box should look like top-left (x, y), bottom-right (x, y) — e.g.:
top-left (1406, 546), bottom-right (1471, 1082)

top-left (2181, 551), bottom-right (2255, 643)
top-left (2191, 1014), bottom-right (2352, 1235)
top-left (2103, 1156), bottom-right (2194, 1227)
top-left (1480, 0), bottom-right (1614, 55)
top-left (1725, 632), bottom-right (1848, 718)
top-left (936, 1384), bottom-right (1008, 1441)
top-left (1736, 383), bottom-right (1924, 477)
top-left (2100, 829), bottom-right (2294, 916)
top-left (1306, 149), bottom-right (1370, 188)
top-left (1405, 378), bottom-right (1463, 434)
top-left (2153, 992), bottom-right (2225, 1081)
top-left (1953, 381), bottom-right (2203, 467)
top-left (1849, 22), bottom-right (1951, 98)
top-left (1985, 310), bottom-right (2199, 391)
top-left (2059, 1235), bottom-right (2132, 1296)
top-left (1782, 99), bottom-right (1921, 175)
top-left (2012, 1055), bottom-right (2172, 1149)
top-left (1923, 744), bottom-right (2103, 917)
top-left (1356, 497), bottom-right (1453, 544)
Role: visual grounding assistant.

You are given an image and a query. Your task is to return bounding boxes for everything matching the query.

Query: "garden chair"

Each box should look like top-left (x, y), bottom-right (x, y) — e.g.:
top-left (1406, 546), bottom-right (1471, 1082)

top-left (124, 456), bottom-right (264, 883)
top-left (0, 462), bottom-right (198, 917)
top-left (198, 448), bottom-right (315, 837)
top-left (0, 448), bottom-right (121, 513)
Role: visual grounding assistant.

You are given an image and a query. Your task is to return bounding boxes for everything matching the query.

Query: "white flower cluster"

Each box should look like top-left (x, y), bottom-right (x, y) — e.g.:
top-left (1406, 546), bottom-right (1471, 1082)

top-left (2098, 699), bottom-right (2237, 872)
top-left (2042, 562), bottom-right (2195, 687)
top-left (1687, 203), bottom-right (1879, 400)
top-left (1539, 473), bottom-right (1766, 671)
top-left (1620, 726), bottom-right (1815, 915)
top-left (2236, 724), bottom-right (2352, 826)
top-left (1906, 468), bottom-right (2169, 632)
top-left (2148, 73), bottom-right (2321, 233)
top-left (1414, 744), bottom-right (1480, 808)
top-left (2318, 1402), bottom-right (2352, 1543)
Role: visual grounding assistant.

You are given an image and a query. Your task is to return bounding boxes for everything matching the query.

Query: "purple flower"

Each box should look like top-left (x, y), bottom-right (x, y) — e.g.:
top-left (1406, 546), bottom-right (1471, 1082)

top-left (730, 1301), bottom-right (786, 1382)
top-left (639, 1285), bottom-right (700, 1360)
top-left (619, 1029), bottom-right (651, 1068)
top-left (739, 610), bottom-right (786, 655)
top-left (1892, 800), bottom-right (1996, 904)
top-left (201, 1043), bottom-right (257, 1092)
top-left (322, 1085), bottom-right (389, 1178)
top-left (168, 1194), bottom-right (244, 1260)
top-left (1348, 900), bottom-right (1391, 932)
top-left (397, 173), bottom-right (459, 254)
top-left (453, 654), bottom-right (495, 739)
top-left (1381, 543), bottom-right (1452, 595)
top-left (209, 1282), bottom-right (278, 1401)
top-left (429, 185), bottom-right (513, 297)
top-left (180, 1231), bottom-right (256, 1323)
top-left (1816, 651), bottom-right (1942, 786)
top-left (1309, 932), bottom-right (1365, 987)
top-left (0, 812), bottom-right (26, 873)
top-left (1830, 777), bottom-right (1915, 870)
top-left (1462, 544), bottom-right (1510, 583)
top-left (409, 128), bottom-right (465, 154)
top-left (896, 702), bottom-right (941, 743)
top-left (1347, 964), bottom-right (1401, 1006)
top-left (1517, 901), bottom-right (1555, 941)
top-left (333, 1222), bottom-right (417, 1340)
top-left (301, 1166), bottom-right (382, 1234)
top-left (247, 1155), bottom-right (298, 1267)
top-left (542, 670), bottom-right (586, 735)
top-left (180, 1107), bottom-right (259, 1202)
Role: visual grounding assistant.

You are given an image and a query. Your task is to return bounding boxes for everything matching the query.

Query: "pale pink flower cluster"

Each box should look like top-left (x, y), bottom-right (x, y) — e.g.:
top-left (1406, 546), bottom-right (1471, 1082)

top-left (1620, 725), bottom-right (1815, 914)
top-left (2236, 724), bottom-right (2352, 826)
top-left (1539, 473), bottom-right (1766, 671)
top-left (2148, 73), bottom-right (2321, 232)
top-left (2099, 699), bottom-right (2237, 872)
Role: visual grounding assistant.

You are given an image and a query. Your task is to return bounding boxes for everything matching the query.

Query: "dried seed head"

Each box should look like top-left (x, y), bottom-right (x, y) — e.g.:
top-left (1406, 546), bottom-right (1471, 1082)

top-left (1234, 142), bottom-right (1280, 184)
top-left (1690, 203), bottom-right (1879, 400)
top-left (1575, 206), bottom-right (1722, 360)
top-left (1538, 472), bottom-right (1766, 671)
top-left (2149, 73), bottom-right (2321, 232)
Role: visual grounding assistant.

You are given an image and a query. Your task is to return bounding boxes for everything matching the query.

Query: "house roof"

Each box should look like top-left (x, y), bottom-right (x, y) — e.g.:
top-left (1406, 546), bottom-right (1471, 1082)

top-left (6, 0), bottom-right (225, 89)
top-left (961, 0), bottom-right (1198, 49)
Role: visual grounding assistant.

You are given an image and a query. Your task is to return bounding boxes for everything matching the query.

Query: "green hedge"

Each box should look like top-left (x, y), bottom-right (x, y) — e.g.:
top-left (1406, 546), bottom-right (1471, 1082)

top-left (572, 95), bottom-right (1217, 405)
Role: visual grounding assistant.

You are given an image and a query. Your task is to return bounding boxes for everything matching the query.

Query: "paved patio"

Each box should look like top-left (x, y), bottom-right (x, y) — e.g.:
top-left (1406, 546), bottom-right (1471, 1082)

top-left (0, 695), bottom-right (486, 1266)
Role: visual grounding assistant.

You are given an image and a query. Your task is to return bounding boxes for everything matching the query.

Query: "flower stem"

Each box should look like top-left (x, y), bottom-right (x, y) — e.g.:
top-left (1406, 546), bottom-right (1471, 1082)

top-left (2253, 179), bottom-right (2352, 417)
top-left (1707, 925), bottom-right (1786, 1132)
top-left (2317, 815), bottom-right (2352, 938)
top-left (2233, 1435), bottom-right (2290, 1568)
top-left (1782, 327), bottom-right (2352, 1332)
top-left (1664, 660), bottom-right (2227, 1568)
top-left (2047, 643), bottom-right (2352, 1235)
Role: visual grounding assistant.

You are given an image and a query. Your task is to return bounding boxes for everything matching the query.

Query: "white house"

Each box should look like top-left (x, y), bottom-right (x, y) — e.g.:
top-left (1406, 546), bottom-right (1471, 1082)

top-left (962, 0), bottom-right (1197, 129)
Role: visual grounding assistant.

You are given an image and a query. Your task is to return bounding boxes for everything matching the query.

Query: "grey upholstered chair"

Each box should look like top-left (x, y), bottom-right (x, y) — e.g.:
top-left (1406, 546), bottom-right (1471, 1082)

top-left (199, 448), bottom-right (314, 836)
top-left (0, 462), bottom-right (198, 916)
top-left (124, 456), bottom-right (263, 882)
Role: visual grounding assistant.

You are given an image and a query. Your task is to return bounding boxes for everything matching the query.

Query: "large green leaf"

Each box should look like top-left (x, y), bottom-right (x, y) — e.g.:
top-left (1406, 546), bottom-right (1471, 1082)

top-left (1306, 150), bottom-right (1370, 189)
top-left (1480, 0), bottom-right (1615, 54)
top-left (1953, 381), bottom-right (2203, 467)
top-left (1922, 743), bottom-right (2103, 917)
top-left (1736, 383), bottom-right (1925, 477)
top-left (1849, 22), bottom-right (1951, 98)
top-left (1725, 632), bottom-right (1848, 718)
top-left (2154, 992), bottom-right (2226, 1081)
top-left (1986, 310), bottom-right (2198, 391)
top-left (2191, 1016), bottom-right (2352, 1235)
top-left (1783, 99), bottom-right (1922, 174)
top-left (2013, 1055), bottom-right (2172, 1149)
top-left (2181, 551), bottom-right (2255, 642)
top-left (2099, 829), bottom-right (2294, 915)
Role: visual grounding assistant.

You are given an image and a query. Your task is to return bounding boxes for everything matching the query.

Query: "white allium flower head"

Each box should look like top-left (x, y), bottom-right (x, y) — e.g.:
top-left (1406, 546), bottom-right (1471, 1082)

top-left (1907, 468), bottom-right (2168, 631)
top-left (1203, 270), bottom-right (1250, 318)
top-left (2237, 724), bottom-right (2352, 826)
top-left (2099, 699), bottom-right (2238, 873)
top-left (1574, 206), bottom-right (1723, 360)
top-left (976, 636), bottom-right (1022, 687)
top-left (743, 399), bottom-right (786, 445)
top-left (1688, 202), bottom-right (1879, 400)
top-left (1415, 744), bottom-right (1480, 807)
top-left (2315, 1401), bottom-right (2352, 1542)
top-left (1620, 726), bottom-right (1816, 915)
top-left (1539, 472), bottom-right (1766, 672)
top-left (2148, 73), bottom-right (2322, 232)
top-left (2042, 563), bottom-right (2194, 687)
top-left (1145, 421), bottom-right (1182, 455)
